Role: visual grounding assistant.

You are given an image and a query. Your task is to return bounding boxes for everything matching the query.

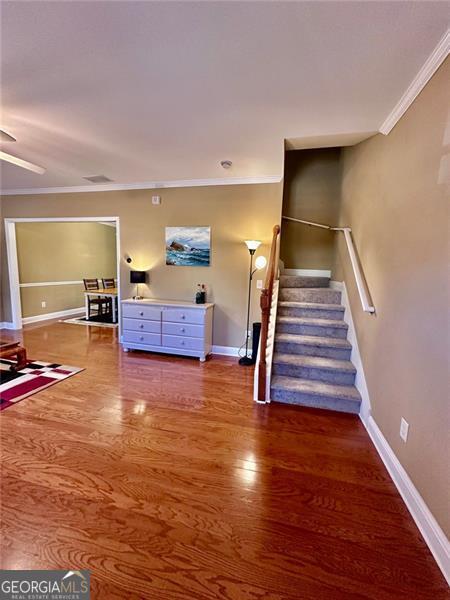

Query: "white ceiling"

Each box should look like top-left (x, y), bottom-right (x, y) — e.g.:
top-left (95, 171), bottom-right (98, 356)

top-left (1, 1), bottom-right (448, 192)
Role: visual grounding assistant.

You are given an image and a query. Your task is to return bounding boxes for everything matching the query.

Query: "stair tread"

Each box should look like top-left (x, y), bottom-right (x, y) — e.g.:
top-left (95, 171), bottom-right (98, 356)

top-left (275, 333), bottom-right (352, 349)
top-left (280, 287), bottom-right (338, 292)
top-left (271, 375), bottom-right (361, 402)
top-left (277, 316), bottom-right (347, 328)
top-left (278, 301), bottom-right (345, 311)
top-left (273, 353), bottom-right (356, 372)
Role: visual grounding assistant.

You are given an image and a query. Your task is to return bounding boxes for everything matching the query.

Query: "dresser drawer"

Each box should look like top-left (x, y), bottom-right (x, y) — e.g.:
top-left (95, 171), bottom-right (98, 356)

top-left (122, 304), bottom-right (161, 321)
top-left (123, 331), bottom-right (161, 346)
top-left (123, 318), bottom-right (161, 333)
top-left (162, 334), bottom-right (204, 351)
top-left (162, 322), bottom-right (204, 338)
top-left (162, 308), bottom-right (204, 325)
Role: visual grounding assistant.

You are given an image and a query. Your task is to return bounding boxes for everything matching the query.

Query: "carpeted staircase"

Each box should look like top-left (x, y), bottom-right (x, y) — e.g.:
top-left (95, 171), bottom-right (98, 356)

top-left (271, 275), bottom-right (361, 414)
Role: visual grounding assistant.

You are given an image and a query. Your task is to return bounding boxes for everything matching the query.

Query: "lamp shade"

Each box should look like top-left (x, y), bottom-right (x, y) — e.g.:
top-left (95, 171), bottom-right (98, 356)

top-left (255, 255), bottom-right (267, 270)
top-left (244, 240), bottom-right (261, 251)
top-left (130, 270), bottom-right (146, 284)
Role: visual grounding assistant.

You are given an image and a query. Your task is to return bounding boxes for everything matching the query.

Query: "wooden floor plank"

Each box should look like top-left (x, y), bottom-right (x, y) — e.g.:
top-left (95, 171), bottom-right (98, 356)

top-left (0, 322), bottom-right (447, 599)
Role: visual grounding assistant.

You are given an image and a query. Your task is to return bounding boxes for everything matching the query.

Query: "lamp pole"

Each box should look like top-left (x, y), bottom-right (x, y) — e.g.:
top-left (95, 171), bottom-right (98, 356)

top-left (239, 248), bottom-right (256, 366)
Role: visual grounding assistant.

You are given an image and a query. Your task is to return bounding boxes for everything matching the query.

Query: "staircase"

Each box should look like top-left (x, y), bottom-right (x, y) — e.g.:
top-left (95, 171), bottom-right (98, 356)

top-left (271, 275), bottom-right (361, 414)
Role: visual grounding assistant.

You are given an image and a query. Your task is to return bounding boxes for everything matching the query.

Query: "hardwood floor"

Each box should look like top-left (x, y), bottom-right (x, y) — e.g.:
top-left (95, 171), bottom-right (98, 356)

top-left (0, 322), bottom-right (447, 599)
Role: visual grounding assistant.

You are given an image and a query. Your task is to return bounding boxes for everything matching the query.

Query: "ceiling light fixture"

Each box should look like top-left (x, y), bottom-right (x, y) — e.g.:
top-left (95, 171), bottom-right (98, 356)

top-left (0, 150), bottom-right (46, 174)
top-left (220, 160), bottom-right (232, 169)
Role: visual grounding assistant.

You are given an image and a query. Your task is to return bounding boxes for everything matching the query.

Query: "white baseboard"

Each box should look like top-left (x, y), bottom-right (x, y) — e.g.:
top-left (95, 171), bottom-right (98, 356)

top-left (22, 307), bottom-right (85, 325)
top-left (363, 416), bottom-right (450, 585)
top-left (0, 321), bottom-right (16, 330)
top-left (283, 268), bottom-right (331, 277)
top-left (337, 280), bottom-right (371, 422)
top-left (211, 345), bottom-right (240, 357)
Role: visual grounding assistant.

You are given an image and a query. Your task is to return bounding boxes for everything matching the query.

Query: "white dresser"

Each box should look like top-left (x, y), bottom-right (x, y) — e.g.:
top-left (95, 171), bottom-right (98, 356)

top-left (121, 299), bottom-right (214, 362)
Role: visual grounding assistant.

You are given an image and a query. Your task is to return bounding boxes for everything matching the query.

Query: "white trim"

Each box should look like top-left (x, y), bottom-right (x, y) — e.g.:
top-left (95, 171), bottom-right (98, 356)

top-left (5, 216), bottom-right (118, 223)
top-left (0, 322), bottom-right (16, 330)
top-left (1, 175), bottom-right (281, 196)
top-left (4, 216), bottom-right (121, 331)
top-left (338, 280), bottom-right (372, 423)
top-left (379, 29), bottom-right (450, 135)
top-left (22, 306), bottom-right (85, 325)
top-left (5, 221), bottom-right (22, 330)
top-left (283, 268), bottom-right (331, 278)
top-left (211, 345), bottom-right (240, 357)
top-left (19, 280), bottom-right (83, 288)
top-left (362, 416), bottom-right (450, 585)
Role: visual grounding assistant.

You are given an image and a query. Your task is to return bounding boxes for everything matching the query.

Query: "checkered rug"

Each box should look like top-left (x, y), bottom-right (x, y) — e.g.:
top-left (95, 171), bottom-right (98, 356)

top-left (0, 359), bottom-right (84, 411)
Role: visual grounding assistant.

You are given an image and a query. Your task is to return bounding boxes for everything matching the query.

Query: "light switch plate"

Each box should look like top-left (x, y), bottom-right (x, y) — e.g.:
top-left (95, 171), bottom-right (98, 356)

top-left (152, 195), bottom-right (161, 205)
top-left (400, 418), bottom-right (409, 442)
top-left (256, 279), bottom-right (263, 289)
top-left (41, 301), bottom-right (46, 308)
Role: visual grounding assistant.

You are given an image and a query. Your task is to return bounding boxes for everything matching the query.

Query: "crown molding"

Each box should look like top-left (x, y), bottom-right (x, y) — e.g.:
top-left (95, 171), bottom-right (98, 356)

top-left (0, 175), bottom-right (281, 196)
top-left (379, 29), bottom-right (450, 135)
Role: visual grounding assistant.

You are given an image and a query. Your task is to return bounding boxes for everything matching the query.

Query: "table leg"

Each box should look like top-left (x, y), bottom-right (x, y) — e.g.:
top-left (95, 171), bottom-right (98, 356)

top-left (85, 294), bottom-right (89, 321)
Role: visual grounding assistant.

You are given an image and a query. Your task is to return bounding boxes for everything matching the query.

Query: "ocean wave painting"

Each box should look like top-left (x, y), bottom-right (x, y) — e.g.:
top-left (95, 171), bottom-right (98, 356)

top-left (165, 226), bottom-right (211, 267)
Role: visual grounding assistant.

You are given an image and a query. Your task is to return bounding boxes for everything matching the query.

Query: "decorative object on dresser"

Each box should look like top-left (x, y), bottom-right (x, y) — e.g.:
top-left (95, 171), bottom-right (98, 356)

top-left (195, 284), bottom-right (207, 304)
top-left (239, 241), bottom-right (267, 366)
top-left (121, 299), bottom-right (214, 362)
top-left (130, 270), bottom-right (146, 299)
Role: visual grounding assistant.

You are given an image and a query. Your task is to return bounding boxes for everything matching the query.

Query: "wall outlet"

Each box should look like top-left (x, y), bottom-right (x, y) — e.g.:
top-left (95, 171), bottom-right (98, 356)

top-left (152, 195), bottom-right (161, 205)
top-left (400, 418), bottom-right (409, 442)
top-left (256, 279), bottom-right (263, 289)
top-left (41, 301), bottom-right (46, 308)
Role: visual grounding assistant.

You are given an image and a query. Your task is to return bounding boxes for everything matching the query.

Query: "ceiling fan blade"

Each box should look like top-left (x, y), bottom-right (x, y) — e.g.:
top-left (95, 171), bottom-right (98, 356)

top-left (0, 150), bottom-right (46, 174)
top-left (0, 130), bottom-right (16, 142)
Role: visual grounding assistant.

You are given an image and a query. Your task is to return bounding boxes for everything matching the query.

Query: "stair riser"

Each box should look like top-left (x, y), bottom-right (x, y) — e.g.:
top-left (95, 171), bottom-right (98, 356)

top-left (277, 321), bottom-right (348, 339)
top-left (279, 289), bottom-right (341, 304)
top-left (275, 341), bottom-right (352, 360)
top-left (272, 363), bottom-right (356, 385)
top-left (270, 388), bottom-right (360, 414)
top-left (278, 306), bottom-right (345, 320)
top-left (280, 276), bottom-right (329, 289)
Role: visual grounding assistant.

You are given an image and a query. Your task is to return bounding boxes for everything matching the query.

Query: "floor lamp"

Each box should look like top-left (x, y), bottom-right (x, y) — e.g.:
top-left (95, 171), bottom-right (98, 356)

top-left (239, 240), bottom-right (267, 366)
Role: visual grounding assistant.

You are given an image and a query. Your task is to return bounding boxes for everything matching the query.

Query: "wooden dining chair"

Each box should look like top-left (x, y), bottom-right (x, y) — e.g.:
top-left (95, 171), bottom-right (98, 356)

top-left (101, 278), bottom-right (116, 319)
top-left (83, 278), bottom-right (110, 319)
top-left (102, 278), bottom-right (116, 289)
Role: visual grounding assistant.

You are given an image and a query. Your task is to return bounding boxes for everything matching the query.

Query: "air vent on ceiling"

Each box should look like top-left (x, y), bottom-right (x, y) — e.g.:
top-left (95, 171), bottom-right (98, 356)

top-left (83, 175), bottom-right (113, 183)
top-left (0, 130), bottom-right (16, 142)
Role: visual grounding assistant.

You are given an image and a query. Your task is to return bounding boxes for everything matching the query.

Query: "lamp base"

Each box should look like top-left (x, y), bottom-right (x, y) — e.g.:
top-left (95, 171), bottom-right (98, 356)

top-left (238, 356), bottom-right (254, 366)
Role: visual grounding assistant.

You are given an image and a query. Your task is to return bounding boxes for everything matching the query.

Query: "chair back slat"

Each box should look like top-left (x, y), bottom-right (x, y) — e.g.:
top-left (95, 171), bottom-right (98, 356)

top-left (102, 278), bottom-right (115, 289)
top-left (83, 278), bottom-right (99, 291)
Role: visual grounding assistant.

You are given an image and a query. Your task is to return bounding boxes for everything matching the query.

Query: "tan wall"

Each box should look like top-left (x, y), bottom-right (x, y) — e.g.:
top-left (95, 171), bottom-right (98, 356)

top-left (332, 59), bottom-right (449, 535)
top-left (15, 222), bottom-right (117, 318)
top-left (1, 183), bottom-right (282, 346)
top-left (280, 148), bottom-right (341, 270)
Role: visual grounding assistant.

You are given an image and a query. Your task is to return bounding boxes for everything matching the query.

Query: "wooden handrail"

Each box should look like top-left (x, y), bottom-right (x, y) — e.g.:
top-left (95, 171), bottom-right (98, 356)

top-left (258, 224), bottom-right (280, 402)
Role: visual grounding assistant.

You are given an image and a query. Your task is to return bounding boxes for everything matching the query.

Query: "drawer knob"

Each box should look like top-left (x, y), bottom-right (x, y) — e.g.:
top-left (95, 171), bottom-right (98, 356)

top-left (181, 328), bottom-right (185, 333)
top-left (139, 311), bottom-right (144, 316)
top-left (140, 336), bottom-right (144, 341)
top-left (140, 324), bottom-right (144, 329)
top-left (181, 314), bottom-right (185, 319)
top-left (181, 340), bottom-right (185, 345)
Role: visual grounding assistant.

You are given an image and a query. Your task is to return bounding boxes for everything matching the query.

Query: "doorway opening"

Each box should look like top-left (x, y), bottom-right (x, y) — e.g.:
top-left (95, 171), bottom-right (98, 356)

top-left (4, 217), bottom-right (121, 331)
